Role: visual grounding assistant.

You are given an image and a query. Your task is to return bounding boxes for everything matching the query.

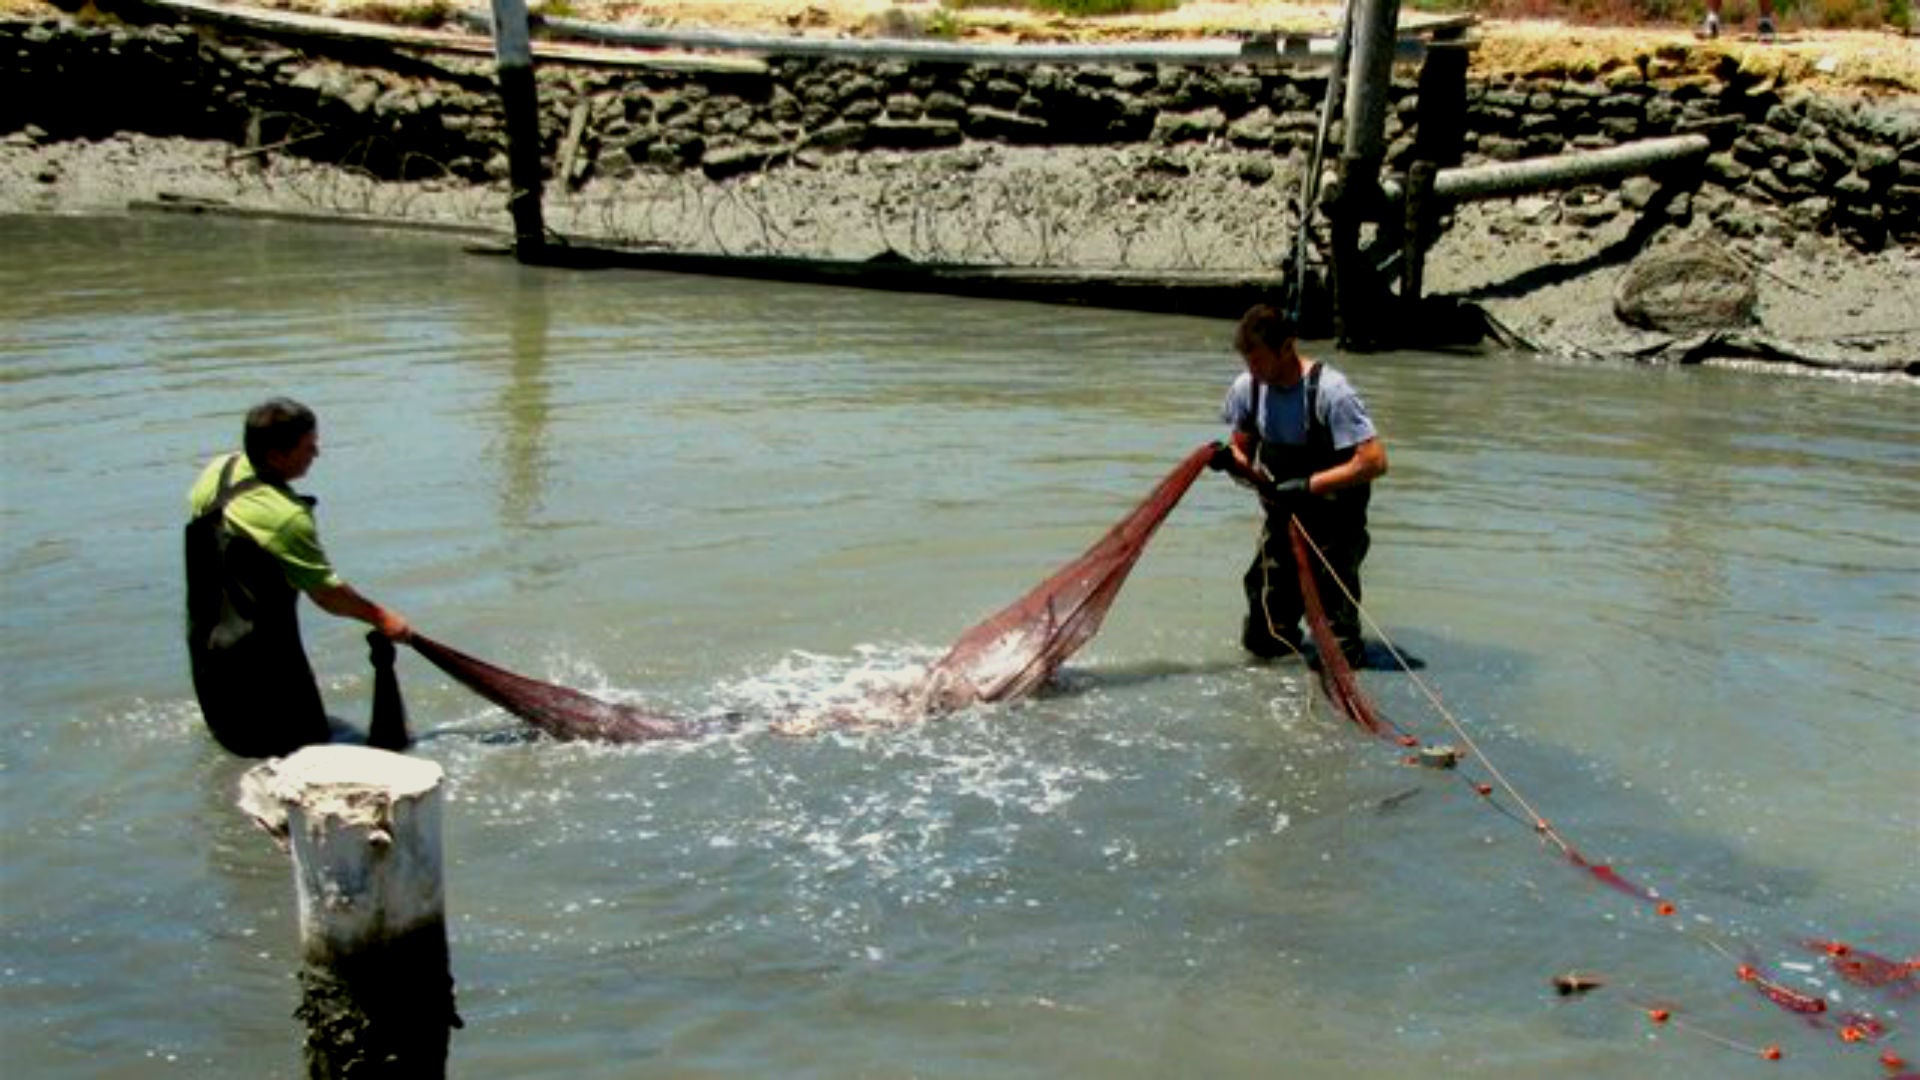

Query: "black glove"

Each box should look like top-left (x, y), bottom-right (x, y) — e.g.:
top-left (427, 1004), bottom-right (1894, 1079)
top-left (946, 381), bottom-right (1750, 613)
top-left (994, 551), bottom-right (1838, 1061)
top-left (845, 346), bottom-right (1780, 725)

top-left (1207, 441), bottom-right (1235, 472)
top-left (1259, 476), bottom-right (1309, 514)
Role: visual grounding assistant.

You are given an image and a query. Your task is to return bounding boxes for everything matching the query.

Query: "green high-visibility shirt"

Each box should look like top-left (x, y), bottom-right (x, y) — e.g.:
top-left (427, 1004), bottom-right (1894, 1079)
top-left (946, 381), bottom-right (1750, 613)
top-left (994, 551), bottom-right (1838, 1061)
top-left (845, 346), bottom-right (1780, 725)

top-left (186, 452), bottom-right (342, 593)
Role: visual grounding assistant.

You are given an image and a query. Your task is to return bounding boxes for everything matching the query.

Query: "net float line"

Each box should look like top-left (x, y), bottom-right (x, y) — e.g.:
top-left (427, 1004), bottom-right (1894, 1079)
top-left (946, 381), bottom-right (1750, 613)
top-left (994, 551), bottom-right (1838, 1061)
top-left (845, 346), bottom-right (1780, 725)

top-left (1288, 516), bottom-right (1662, 903)
top-left (1277, 510), bottom-right (1913, 1071)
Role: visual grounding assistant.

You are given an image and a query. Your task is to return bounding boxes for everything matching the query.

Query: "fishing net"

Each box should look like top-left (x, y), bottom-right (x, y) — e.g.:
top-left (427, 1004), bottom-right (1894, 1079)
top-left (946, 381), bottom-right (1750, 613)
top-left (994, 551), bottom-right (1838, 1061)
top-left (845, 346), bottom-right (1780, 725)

top-left (403, 443), bottom-right (1213, 739)
top-left (408, 633), bottom-right (687, 742)
top-left (921, 443), bottom-right (1216, 708)
top-left (1613, 242), bottom-right (1758, 333)
top-left (1286, 517), bottom-right (1392, 739)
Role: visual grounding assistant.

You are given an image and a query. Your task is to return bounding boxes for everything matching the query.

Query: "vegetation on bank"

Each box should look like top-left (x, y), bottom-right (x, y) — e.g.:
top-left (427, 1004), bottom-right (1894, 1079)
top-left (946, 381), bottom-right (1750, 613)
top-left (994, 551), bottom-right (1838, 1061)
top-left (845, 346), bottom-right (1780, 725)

top-left (940, 0), bottom-right (1911, 32)
top-left (1417, 0), bottom-right (1909, 33)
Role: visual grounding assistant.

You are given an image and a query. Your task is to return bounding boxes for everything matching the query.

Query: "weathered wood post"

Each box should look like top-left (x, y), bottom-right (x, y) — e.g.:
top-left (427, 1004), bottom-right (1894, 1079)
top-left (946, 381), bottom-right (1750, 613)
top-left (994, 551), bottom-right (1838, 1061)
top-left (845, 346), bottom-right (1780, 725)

top-left (488, 0), bottom-right (546, 259)
top-left (1341, 0), bottom-right (1402, 174)
top-left (1411, 25), bottom-right (1470, 170)
top-left (239, 746), bottom-right (459, 1078)
top-left (1330, 0), bottom-right (1403, 348)
top-left (1399, 24), bottom-right (1469, 312)
top-left (1399, 160), bottom-right (1436, 305)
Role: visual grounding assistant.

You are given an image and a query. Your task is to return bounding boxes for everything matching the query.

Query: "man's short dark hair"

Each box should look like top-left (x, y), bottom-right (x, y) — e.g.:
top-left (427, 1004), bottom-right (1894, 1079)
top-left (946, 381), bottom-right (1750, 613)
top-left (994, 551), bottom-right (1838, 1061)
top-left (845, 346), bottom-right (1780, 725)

top-left (1234, 304), bottom-right (1297, 355)
top-left (243, 398), bottom-right (317, 466)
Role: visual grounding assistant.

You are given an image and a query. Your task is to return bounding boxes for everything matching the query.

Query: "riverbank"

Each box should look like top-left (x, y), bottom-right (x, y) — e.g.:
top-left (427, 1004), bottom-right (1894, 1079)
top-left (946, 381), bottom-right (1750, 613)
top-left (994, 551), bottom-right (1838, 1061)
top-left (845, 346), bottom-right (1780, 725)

top-left (2, 1), bottom-right (1916, 373)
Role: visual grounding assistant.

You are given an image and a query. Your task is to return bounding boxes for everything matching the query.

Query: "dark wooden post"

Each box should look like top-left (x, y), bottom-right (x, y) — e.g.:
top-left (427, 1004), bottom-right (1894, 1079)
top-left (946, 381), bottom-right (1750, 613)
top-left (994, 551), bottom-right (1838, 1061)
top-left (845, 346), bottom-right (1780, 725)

top-left (489, 0), bottom-right (546, 259)
top-left (1411, 27), bottom-right (1469, 169)
top-left (1400, 160), bottom-right (1436, 306)
top-left (1399, 25), bottom-right (1468, 316)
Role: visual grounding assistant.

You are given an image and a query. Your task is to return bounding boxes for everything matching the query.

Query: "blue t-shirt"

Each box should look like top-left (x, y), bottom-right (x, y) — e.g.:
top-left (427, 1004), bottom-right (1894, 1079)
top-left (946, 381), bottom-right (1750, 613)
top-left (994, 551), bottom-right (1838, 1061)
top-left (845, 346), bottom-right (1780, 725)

top-left (1219, 364), bottom-right (1376, 451)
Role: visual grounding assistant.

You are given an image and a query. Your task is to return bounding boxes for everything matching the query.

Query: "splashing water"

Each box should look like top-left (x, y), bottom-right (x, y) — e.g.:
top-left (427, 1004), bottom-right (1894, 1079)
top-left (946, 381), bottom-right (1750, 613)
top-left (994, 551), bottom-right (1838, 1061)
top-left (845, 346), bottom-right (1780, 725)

top-left (408, 444), bottom-right (1217, 741)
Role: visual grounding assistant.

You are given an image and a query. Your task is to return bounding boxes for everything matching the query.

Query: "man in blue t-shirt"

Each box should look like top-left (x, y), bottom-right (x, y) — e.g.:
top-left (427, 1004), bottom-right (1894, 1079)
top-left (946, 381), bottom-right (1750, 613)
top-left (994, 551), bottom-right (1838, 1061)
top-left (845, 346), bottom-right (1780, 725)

top-left (1213, 305), bottom-right (1388, 665)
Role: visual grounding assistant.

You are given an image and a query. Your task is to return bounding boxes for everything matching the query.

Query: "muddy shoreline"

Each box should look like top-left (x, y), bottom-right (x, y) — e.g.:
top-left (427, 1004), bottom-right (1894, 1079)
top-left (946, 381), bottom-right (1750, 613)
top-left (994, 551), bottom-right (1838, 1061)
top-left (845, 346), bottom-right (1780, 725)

top-left (3, 11), bottom-right (1916, 376)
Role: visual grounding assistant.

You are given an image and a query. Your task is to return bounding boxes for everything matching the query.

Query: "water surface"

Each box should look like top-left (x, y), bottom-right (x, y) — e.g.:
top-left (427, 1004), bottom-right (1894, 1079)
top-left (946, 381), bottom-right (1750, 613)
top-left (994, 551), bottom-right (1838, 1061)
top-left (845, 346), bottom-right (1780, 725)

top-left (1, 214), bottom-right (1915, 1078)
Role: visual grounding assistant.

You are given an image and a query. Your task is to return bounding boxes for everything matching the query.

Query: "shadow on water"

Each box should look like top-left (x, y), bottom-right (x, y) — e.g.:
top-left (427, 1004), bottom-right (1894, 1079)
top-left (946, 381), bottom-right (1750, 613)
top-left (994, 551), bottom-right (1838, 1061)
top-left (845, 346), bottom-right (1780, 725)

top-left (1323, 629), bottom-right (1829, 905)
top-left (1190, 628), bottom-right (1853, 1066)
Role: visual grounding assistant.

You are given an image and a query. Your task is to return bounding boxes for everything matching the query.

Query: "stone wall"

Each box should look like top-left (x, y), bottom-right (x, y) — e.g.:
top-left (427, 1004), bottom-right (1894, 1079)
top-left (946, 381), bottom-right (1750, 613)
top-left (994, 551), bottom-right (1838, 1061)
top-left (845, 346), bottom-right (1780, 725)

top-left (3, 15), bottom-right (1915, 250)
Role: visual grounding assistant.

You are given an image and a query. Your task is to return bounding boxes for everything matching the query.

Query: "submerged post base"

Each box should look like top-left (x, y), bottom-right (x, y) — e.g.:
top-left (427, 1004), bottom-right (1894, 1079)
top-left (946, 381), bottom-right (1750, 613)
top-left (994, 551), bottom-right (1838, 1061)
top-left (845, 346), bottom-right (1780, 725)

top-left (295, 920), bottom-right (459, 1080)
top-left (238, 745), bottom-right (459, 1079)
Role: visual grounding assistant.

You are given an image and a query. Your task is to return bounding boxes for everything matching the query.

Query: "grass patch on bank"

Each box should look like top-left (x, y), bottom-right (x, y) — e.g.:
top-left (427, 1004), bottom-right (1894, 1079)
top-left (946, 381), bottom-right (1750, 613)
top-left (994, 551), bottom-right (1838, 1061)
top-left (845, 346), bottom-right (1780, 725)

top-left (1407, 0), bottom-right (1911, 31)
top-left (942, 0), bottom-right (1907, 27)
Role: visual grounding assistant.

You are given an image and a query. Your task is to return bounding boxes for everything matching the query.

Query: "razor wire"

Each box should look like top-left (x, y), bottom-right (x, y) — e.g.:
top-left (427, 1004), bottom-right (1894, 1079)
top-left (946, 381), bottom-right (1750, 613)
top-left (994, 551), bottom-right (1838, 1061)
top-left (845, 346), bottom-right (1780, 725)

top-left (203, 119), bottom-right (1312, 272)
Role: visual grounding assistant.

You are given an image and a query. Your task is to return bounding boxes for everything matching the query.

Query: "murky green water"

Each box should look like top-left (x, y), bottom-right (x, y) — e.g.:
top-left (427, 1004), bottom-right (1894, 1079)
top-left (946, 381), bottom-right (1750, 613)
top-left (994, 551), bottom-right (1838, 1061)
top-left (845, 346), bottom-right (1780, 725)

top-left (1, 213), bottom-right (1915, 1078)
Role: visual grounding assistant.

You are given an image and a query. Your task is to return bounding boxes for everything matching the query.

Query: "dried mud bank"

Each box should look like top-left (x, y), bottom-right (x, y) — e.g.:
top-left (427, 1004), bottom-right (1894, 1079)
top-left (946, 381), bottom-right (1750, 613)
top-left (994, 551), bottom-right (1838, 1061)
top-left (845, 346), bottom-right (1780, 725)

top-left (3, 15), bottom-right (1916, 374)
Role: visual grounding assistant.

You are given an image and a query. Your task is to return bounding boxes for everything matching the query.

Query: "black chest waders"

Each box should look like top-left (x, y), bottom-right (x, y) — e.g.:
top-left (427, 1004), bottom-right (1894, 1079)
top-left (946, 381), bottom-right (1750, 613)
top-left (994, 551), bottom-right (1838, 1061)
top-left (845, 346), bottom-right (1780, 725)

top-left (184, 455), bottom-right (330, 757)
top-left (1238, 365), bottom-right (1373, 661)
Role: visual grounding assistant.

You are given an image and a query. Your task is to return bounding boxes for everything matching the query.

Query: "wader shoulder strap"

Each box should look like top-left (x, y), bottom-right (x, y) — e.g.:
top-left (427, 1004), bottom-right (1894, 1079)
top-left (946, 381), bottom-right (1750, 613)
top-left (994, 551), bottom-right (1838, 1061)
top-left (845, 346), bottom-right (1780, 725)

top-left (1306, 363), bottom-right (1323, 426)
top-left (195, 454), bottom-right (265, 525)
top-left (186, 454), bottom-right (269, 642)
top-left (1297, 359), bottom-right (1344, 461)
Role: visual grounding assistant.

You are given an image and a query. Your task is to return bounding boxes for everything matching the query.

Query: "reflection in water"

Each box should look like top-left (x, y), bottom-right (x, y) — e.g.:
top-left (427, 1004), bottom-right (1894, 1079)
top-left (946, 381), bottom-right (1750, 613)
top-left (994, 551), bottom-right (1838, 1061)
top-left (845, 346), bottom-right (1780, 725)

top-left (1645, 384), bottom-right (1737, 676)
top-left (494, 266), bottom-right (554, 528)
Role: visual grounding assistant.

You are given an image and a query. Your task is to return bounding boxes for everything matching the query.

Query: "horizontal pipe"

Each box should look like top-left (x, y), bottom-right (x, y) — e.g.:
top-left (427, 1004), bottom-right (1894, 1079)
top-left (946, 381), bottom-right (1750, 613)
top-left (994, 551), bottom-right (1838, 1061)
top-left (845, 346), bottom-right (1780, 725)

top-left (473, 11), bottom-right (1438, 69)
top-left (1384, 134), bottom-right (1712, 204)
top-left (140, 0), bottom-right (768, 72)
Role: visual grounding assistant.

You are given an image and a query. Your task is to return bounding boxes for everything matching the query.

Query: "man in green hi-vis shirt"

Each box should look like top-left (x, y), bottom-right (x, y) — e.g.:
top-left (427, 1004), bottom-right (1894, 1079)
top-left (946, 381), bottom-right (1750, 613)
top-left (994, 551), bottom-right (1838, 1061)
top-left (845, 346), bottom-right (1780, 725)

top-left (185, 398), bottom-right (411, 757)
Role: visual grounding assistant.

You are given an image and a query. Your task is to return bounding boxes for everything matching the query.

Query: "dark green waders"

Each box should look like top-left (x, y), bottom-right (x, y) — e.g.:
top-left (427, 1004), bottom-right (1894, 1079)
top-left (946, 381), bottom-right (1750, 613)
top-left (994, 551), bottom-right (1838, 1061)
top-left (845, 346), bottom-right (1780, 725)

top-left (1237, 366), bottom-right (1372, 665)
top-left (184, 456), bottom-right (330, 757)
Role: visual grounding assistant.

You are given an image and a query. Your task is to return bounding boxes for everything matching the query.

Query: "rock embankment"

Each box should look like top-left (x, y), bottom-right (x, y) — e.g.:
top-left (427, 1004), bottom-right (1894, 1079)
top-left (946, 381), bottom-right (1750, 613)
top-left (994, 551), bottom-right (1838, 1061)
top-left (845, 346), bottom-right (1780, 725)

top-left (3, 15), bottom-right (1916, 252)
top-left (4, 13), bottom-right (1917, 373)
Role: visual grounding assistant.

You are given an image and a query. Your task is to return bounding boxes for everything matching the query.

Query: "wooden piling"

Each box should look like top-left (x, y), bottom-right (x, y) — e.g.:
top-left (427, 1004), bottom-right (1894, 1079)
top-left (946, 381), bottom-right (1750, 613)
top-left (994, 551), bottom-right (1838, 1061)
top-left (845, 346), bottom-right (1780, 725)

top-left (1340, 0), bottom-right (1404, 172)
top-left (1400, 160), bottom-right (1436, 306)
top-left (1330, 0), bottom-right (1405, 349)
top-left (488, 0), bottom-right (546, 259)
top-left (1412, 28), bottom-right (1470, 170)
top-left (239, 745), bottom-right (458, 1079)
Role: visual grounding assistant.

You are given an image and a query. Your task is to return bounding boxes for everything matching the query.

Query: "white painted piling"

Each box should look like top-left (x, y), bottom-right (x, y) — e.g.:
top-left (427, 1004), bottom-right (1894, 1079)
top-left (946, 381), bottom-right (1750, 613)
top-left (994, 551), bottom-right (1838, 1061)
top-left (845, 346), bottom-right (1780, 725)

top-left (241, 746), bottom-right (444, 960)
top-left (239, 745), bottom-right (457, 1077)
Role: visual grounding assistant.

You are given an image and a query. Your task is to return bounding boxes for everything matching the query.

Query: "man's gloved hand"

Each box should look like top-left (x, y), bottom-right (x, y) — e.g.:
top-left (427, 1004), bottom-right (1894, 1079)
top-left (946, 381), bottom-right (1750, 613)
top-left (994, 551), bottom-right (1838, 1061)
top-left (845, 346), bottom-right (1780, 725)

top-left (1259, 476), bottom-right (1309, 514)
top-left (1207, 441), bottom-right (1236, 472)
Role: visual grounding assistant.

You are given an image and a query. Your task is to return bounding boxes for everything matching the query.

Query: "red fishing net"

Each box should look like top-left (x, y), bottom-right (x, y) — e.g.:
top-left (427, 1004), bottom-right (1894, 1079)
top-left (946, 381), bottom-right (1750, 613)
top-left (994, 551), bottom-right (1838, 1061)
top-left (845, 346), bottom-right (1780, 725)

top-left (1287, 517), bottom-right (1391, 739)
top-left (920, 443), bottom-right (1216, 708)
top-left (409, 633), bottom-right (687, 742)
top-left (407, 443), bottom-right (1216, 740)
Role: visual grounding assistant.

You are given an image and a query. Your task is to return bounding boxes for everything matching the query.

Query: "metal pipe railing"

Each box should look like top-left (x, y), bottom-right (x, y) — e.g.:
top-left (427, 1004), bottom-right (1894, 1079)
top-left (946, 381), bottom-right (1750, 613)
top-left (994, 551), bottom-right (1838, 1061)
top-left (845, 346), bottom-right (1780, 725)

top-left (460, 10), bottom-right (1436, 69)
top-left (1384, 134), bottom-right (1713, 204)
